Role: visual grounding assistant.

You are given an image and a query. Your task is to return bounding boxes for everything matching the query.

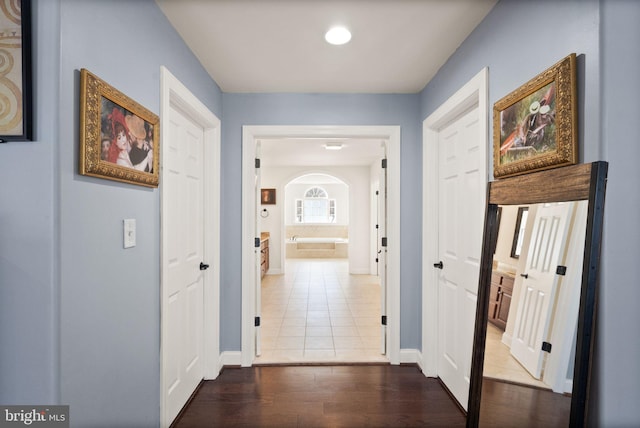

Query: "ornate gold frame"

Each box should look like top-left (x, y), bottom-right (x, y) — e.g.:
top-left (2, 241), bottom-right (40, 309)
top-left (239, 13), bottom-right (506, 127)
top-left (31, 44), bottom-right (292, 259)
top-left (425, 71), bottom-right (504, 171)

top-left (79, 68), bottom-right (159, 187)
top-left (493, 53), bottom-right (577, 179)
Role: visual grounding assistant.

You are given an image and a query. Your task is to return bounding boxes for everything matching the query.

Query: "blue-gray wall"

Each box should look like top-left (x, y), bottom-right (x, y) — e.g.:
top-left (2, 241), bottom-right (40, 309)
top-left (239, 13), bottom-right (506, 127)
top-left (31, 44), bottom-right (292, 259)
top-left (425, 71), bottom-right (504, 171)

top-left (421, 0), bottom-right (639, 425)
top-left (1, 0), bottom-right (639, 427)
top-left (0, 0), bottom-right (60, 405)
top-left (220, 93), bottom-right (422, 350)
top-left (57, 0), bottom-right (222, 425)
top-left (599, 0), bottom-right (640, 426)
top-left (0, 0), bottom-right (222, 427)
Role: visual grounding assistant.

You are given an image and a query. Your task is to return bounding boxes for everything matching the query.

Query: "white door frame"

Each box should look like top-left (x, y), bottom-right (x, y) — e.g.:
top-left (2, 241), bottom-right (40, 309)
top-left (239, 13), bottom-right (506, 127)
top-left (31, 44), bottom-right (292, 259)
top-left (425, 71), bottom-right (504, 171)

top-left (422, 68), bottom-right (488, 376)
top-left (241, 125), bottom-right (401, 367)
top-left (160, 66), bottom-right (221, 428)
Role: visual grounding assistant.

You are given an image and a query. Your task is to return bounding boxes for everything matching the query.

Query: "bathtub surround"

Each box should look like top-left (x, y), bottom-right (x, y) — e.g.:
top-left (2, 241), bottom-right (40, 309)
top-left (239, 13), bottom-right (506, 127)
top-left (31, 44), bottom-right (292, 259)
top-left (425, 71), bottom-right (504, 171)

top-left (285, 225), bottom-right (349, 259)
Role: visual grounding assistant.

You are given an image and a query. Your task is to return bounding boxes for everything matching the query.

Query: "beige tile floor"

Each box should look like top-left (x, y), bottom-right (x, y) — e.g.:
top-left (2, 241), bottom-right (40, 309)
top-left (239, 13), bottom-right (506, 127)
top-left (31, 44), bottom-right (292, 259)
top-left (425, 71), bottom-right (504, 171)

top-left (255, 258), bottom-right (388, 364)
top-left (483, 323), bottom-right (549, 389)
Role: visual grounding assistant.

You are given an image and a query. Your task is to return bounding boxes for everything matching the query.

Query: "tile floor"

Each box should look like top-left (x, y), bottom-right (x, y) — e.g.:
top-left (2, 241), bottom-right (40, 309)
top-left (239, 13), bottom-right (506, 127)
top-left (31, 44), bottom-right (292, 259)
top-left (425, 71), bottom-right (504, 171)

top-left (483, 323), bottom-right (549, 389)
top-left (255, 258), bottom-right (388, 364)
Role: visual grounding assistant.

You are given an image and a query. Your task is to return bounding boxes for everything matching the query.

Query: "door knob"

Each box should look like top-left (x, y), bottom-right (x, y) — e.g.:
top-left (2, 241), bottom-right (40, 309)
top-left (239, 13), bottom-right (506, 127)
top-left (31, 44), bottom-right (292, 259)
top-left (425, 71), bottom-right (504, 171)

top-left (433, 261), bottom-right (443, 270)
top-left (200, 262), bottom-right (210, 271)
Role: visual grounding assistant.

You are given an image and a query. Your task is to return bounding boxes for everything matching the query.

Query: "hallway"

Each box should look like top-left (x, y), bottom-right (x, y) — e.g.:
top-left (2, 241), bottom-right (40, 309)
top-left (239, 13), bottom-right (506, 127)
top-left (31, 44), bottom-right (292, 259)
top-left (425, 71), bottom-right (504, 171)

top-left (255, 259), bottom-right (387, 364)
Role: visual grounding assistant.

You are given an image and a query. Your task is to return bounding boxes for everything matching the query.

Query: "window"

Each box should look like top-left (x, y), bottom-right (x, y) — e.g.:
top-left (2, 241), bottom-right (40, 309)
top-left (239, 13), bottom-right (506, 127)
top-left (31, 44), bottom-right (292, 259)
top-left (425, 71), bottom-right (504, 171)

top-left (295, 186), bottom-right (336, 223)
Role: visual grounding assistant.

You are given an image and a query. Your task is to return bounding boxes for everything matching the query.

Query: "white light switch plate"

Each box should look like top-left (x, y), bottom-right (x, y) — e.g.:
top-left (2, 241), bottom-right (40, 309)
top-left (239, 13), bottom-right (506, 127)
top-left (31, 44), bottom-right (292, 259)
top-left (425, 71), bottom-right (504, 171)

top-left (123, 219), bottom-right (136, 248)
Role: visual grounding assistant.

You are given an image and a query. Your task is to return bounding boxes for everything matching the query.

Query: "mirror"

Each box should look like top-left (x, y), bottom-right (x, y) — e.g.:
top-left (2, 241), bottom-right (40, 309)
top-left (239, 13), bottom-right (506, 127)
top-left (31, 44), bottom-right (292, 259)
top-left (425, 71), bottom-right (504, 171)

top-left (467, 162), bottom-right (608, 428)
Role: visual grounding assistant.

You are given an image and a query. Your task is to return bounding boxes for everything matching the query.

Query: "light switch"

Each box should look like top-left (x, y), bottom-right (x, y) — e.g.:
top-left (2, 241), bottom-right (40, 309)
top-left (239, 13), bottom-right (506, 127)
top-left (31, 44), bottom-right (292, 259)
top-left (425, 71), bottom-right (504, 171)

top-left (123, 219), bottom-right (136, 248)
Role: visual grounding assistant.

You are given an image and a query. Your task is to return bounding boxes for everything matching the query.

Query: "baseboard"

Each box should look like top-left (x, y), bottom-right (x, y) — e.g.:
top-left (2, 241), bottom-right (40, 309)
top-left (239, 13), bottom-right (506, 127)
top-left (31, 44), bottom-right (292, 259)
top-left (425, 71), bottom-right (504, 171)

top-left (219, 351), bottom-right (242, 368)
top-left (400, 348), bottom-right (423, 368)
top-left (564, 379), bottom-right (573, 394)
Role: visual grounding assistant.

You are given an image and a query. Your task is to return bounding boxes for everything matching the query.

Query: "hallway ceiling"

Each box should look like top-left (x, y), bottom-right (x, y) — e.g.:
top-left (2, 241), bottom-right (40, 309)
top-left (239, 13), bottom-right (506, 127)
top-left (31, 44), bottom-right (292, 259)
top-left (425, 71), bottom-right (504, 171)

top-left (156, 0), bottom-right (496, 94)
top-left (259, 137), bottom-right (385, 167)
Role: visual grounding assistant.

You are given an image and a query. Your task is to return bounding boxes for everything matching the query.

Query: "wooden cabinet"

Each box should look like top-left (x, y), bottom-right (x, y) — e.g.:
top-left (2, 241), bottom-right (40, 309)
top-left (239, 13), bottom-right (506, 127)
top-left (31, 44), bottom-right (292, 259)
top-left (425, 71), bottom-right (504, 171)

top-left (488, 271), bottom-right (514, 330)
top-left (260, 238), bottom-right (269, 278)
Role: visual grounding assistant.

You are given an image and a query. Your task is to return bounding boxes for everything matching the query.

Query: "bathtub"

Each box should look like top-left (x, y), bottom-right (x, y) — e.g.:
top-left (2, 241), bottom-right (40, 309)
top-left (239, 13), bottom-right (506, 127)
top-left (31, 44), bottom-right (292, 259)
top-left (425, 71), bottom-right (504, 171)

top-left (286, 237), bottom-right (348, 258)
top-left (293, 237), bottom-right (348, 244)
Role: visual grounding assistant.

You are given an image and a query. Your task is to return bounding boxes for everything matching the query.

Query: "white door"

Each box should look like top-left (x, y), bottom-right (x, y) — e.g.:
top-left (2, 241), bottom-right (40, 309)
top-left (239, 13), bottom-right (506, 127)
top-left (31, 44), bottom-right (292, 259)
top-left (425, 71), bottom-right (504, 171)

top-left (379, 158), bottom-right (388, 354)
top-left (163, 104), bottom-right (206, 423)
top-left (436, 106), bottom-right (484, 409)
top-left (511, 202), bottom-right (574, 379)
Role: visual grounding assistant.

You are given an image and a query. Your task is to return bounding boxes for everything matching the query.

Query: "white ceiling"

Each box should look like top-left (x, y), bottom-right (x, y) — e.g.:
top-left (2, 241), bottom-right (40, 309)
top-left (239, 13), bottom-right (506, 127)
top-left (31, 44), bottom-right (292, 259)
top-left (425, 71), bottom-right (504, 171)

top-left (156, 0), bottom-right (496, 166)
top-left (260, 137), bottom-right (385, 167)
top-left (156, 0), bottom-right (496, 94)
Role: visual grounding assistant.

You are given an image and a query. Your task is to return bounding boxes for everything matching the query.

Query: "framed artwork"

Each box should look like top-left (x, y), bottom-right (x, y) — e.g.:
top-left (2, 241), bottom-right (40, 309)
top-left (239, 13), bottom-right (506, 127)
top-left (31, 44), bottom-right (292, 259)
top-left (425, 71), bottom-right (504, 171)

top-left (0, 0), bottom-right (32, 142)
top-left (79, 68), bottom-right (159, 187)
top-left (493, 53), bottom-right (577, 179)
top-left (261, 188), bottom-right (276, 205)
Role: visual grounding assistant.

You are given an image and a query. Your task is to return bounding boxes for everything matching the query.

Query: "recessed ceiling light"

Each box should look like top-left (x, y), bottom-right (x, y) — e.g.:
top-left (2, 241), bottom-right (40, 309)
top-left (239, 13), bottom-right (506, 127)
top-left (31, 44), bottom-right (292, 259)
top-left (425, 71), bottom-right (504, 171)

top-left (325, 26), bottom-right (351, 45)
top-left (325, 142), bottom-right (343, 150)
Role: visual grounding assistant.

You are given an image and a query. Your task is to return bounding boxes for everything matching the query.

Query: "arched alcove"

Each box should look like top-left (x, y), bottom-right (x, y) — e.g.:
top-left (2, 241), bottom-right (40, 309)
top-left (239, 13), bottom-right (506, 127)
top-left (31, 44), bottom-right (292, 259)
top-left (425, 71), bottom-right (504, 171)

top-left (284, 173), bottom-right (350, 261)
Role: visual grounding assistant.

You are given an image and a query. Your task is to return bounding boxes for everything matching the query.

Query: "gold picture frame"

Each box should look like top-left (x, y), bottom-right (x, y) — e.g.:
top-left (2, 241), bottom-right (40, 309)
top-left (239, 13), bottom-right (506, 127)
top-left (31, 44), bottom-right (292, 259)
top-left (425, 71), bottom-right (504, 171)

top-left (79, 68), bottom-right (159, 187)
top-left (493, 53), bottom-right (577, 179)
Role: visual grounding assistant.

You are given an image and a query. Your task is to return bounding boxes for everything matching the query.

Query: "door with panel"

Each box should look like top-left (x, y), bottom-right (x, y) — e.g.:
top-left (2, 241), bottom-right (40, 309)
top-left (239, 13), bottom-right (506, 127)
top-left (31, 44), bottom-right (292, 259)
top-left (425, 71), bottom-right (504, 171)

top-left (510, 202), bottom-right (574, 379)
top-left (436, 106), bottom-right (484, 409)
top-left (163, 104), bottom-right (206, 423)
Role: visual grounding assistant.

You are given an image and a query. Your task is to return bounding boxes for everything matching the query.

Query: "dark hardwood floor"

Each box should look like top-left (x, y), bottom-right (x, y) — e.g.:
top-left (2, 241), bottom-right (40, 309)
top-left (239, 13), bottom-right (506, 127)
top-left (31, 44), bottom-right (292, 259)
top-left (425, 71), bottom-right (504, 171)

top-left (171, 364), bottom-right (466, 427)
top-left (479, 378), bottom-right (571, 427)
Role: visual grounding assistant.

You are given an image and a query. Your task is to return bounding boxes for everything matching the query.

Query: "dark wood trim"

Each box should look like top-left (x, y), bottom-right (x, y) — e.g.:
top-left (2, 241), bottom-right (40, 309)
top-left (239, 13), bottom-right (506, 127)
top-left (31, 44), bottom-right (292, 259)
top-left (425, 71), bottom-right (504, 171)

top-left (489, 162), bottom-right (592, 205)
top-left (571, 161), bottom-right (608, 427)
top-left (466, 192), bottom-right (498, 428)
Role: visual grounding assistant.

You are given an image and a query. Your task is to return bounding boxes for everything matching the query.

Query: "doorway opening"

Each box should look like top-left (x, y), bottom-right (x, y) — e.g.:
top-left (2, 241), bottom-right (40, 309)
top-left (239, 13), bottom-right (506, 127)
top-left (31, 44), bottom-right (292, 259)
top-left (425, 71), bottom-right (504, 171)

top-left (256, 171), bottom-right (385, 364)
top-left (241, 125), bottom-right (401, 367)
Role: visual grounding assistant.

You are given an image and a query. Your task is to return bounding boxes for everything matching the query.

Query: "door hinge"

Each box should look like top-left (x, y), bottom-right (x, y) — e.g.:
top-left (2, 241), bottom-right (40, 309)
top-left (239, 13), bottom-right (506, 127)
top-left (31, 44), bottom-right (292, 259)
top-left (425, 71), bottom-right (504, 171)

top-left (255, 237), bottom-right (261, 248)
top-left (381, 158), bottom-right (387, 169)
top-left (375, 258), bottom-right (379, 263)
top-left (381, 237), bottom-right (387, 247)
top-left (375, 190), bottom-right (379, 195)
top-left (381, 315), bottom-right (387, 326)
top-left (255, 316), bottom-right (261, 327)
top-left (542, 341), bottom-right (552, 353)
top-left (375, 224), bottom-right (379, 229)
top-left (556, 265), bottom-right (567, 276)
top-left (255, 158), bottom-right (261, 168)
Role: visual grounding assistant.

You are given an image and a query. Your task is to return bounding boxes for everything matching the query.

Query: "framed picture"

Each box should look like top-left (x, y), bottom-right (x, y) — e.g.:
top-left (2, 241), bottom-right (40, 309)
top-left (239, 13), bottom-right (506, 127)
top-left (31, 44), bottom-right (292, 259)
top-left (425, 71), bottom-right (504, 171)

top-left (79, 68), bottom-right (159, 187)
top-left (0, 0), bottom-right (32, 142)
top-left (261, 188), bottom-right (276, 205)
top-left (493, 53), bottom-right (577, 179)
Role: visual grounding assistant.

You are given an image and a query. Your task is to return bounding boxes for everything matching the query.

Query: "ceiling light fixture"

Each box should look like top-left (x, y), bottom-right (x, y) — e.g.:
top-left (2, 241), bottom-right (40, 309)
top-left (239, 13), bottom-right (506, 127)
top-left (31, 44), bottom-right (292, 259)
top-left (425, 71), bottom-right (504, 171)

top-left (325, 26), bottom-right (351, 45)
top-left (324, 142), bottom-right (343, 150)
